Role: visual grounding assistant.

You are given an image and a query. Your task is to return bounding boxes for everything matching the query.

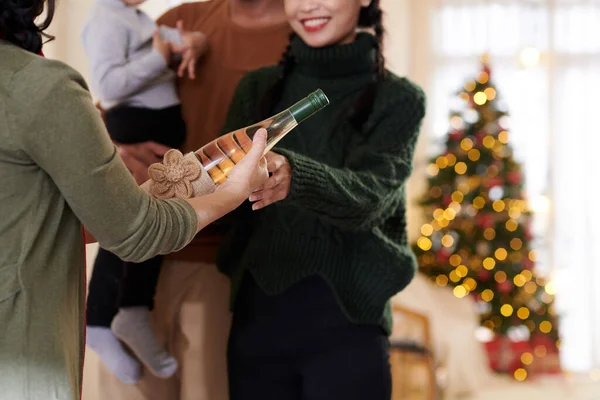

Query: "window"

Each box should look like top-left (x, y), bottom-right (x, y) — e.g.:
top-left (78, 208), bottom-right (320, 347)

top-left (429, 0), bottom-right (600, 372)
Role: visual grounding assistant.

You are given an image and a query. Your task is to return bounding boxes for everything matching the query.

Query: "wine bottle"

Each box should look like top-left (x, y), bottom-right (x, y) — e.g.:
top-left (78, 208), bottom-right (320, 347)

top-left (194, 89), bottom-right (329, 185)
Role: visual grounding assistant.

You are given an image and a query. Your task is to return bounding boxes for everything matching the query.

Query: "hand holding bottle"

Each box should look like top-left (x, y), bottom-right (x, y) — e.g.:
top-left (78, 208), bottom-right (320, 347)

top-left (249, 151), bottom-right (292, 210)
top-left (218, 129), bottom-right (269, 201)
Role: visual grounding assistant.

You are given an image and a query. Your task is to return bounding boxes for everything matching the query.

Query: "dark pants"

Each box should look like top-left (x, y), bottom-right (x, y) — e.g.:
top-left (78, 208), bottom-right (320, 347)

top-left (86, 104), bottom-right (186, 328)
top-left (227, 273), bottom-right (392, 400)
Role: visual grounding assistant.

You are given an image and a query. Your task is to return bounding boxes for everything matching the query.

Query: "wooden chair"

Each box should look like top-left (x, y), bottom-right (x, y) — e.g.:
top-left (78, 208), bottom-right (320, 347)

top-left (389, 305), bottom-right (438, 400)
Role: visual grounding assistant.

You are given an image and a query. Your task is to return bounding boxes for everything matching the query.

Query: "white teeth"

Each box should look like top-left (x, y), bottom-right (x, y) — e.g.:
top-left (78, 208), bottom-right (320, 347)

top-left (303, 18), bottom-right (329, 27)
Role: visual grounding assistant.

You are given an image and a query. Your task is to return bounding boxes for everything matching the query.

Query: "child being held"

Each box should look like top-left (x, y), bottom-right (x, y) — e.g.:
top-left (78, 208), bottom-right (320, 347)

top-left (82, 0), bottom-right (207, 384)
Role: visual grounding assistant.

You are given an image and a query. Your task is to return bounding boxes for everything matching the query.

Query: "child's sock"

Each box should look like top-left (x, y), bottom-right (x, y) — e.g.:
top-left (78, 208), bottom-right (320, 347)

top-left (86, 326), bottom-right (142, 384)
top-left (111, 306), bottom-right (178, 379)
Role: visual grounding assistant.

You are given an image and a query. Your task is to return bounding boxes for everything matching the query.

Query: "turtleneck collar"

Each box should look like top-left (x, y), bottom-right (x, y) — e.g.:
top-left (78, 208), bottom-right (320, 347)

top-left (291, 32), bottom-right (377, 79)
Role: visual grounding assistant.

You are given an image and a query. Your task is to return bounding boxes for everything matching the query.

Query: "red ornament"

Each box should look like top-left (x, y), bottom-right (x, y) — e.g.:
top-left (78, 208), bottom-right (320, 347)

top-left (443, 194), bottom-right (453, 208)
top-left (475, 131), bottom-right (485, 146)
top-left (486, 176), bottom-right (503, 189)
top-left (449, 130), bottom-right (463, 141)
top-left (478, 269), bottom-right (491, 282)
top-left (507, 171), bottom-right (522, 185)
top-left (523, 258), bottom-right (534, 270)
top-left (436, 248), bottom-right (451, 264)
top-left (476, 213), bottom-right (495, 229)
top-left (497, 280), bottom-right (514, 294)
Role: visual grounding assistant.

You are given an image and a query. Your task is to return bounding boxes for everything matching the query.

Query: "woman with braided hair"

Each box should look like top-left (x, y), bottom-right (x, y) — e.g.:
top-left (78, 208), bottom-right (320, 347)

top-left (218, 0), bottom-right (426, 398)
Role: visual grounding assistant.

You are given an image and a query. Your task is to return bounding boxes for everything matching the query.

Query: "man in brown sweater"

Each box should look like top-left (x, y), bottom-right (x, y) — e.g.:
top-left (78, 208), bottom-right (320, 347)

top-left (96, 0), bottom-right (290, 399)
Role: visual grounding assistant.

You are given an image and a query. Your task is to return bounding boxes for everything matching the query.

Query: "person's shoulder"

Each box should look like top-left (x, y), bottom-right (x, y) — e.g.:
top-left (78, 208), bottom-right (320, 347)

top-left (10, 54), bottom-right (89, 109)
top-left (378, 72), bottom-right (426, 112)
top-left (160, 0), bottom-right (219, 25)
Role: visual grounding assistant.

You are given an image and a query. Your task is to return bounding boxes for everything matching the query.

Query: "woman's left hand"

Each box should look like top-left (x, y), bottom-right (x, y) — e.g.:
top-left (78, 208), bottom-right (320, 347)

top-left (249, 152), bottom-right (292, 210)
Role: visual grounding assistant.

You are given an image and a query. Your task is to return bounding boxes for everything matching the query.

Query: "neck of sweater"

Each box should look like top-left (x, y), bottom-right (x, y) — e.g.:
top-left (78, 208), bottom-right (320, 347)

top-left (291, 32), bottom-right (377, 80)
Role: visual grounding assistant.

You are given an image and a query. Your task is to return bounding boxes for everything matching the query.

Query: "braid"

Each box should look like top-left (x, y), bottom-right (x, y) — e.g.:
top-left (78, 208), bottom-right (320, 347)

top-left (258, 32), bottom-right (297, 119)
top-left (0, 0), bottom-right (56, 54)
top-left (349, 0), bottom-right (385, 129)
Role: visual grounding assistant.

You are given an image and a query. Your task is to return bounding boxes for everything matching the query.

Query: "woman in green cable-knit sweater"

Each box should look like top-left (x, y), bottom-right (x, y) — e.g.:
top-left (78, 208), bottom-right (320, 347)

top-left (218, 0), bottom-right (426, 398)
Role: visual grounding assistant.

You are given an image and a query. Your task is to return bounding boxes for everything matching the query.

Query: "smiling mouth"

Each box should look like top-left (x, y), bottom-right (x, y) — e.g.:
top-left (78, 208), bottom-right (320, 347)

top-left (300, 17), bottom-right (331, 33)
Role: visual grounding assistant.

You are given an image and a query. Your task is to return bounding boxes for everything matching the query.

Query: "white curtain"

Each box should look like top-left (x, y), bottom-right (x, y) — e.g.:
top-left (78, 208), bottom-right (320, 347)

top-left (425, 0), bottom-right (600, 372)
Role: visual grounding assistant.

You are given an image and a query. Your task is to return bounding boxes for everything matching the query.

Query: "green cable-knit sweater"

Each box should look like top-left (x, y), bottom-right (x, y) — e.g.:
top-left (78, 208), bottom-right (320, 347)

top-left (218, 33), bottom-right (426, 334)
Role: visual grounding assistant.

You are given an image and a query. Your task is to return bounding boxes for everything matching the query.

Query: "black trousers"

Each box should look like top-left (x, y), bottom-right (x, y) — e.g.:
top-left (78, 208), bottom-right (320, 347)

top-left (227, 273), bottom-right (392, 400)
top-left (86, 104), bottom-right (186, 327)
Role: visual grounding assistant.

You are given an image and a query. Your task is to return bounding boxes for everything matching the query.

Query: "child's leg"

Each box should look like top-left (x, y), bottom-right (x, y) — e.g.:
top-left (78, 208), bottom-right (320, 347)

top-left (111, 256), bottom-right (178, 378)
top-left (86, 248), bottom-right (142, 384)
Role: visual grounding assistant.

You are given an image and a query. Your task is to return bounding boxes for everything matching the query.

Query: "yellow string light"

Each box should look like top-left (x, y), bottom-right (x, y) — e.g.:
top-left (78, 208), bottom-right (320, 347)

top-left (449, 270), bottom-right (461, 283)
top-left (450, 116), bottom-right (464, 129)
top-left (481, 289), bottom-right (494, 302)
top-left (464, 80), bottom-right (477, 92)
top-left (540, 321), bottom-right (553, 334)
top-left (514, 368), bottom-right (528, 382)
top-left (484, 228), bottom-right (496, 240)
top-left (468, 149), bottom-right (481, 161)
top-left (498, 130), bottom-right (509, 143)
top-left (446, 153), bottom-right (457, 166)
top-left (433, 208), bottom-right (445, 220)
top-left (510, 238), bottom-right (523, 250)
top-left (452, 191), bottom-right (464, 203)
top-left (535, 345), bottom-right (547, 358)
top-left (521, 352), bottom-right (534, 366)
top-left (421, 224), bottom-right (433, 236)
top-left (430, 186), bottom-right (442, 198)
top-left (500, 304), bottom-right (514, 317)
top-left (484, 87), bottom-right (497, 101)
top-left (477, 71), bottom-right (489, 84)
top-left (517, 307), bottom-right (530, 320)
top-left (493, 200), bottom-right (505, 212)
top-left (463, 278), bottom-right (477, 291)
top-left (474, 92), bottom-right (487, 105)
top-left (461, 138), bottom-right (474, 151)
top-left (473, 196), bottom-right (486, 209)
top-left (444, 208), bottom-right (457, 220)
top-left (453, 285), bottom-right (468, 298)
top-left (513, 274), bottom-right (527, 287)
top-left (455, 162), bottom-right (468, 175)
top-left (524, 281), bottom-right (537, 294)
top-left (545, 282), bottom-right (556, 295)
top-left (436, 275), bottom-right (449, 287)
top-left (495, 271), bottom-right (507, 283)
top-left (442, 235), bottom-right (455, 247)
top-left (417, 237), bottom-right (433, 251)
top-left (506, 219), bottom-right (519, 232)
top-left (436, 156), bottom-right (449, 169)
top-left (427, 164), bottom-right (440, 176)
top-left (449, 254), bottom-right (462, 266)
top-left (483, 135), bottom-right (496, 148)
top-left (456, 265), bottom-right (469, 278)
top-left (495, 248), bottom-right (508, 261)
top-left (483, 257), bottom-right (496, 270)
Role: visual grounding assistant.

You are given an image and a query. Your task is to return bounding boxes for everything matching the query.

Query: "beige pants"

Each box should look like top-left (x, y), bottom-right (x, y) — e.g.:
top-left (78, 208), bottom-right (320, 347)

top-left (89, 261), bottom-right (232, 400)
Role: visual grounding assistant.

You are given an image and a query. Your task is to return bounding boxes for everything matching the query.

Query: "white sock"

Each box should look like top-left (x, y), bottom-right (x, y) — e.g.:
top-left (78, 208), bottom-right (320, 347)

top-left (111, 307), bottom-right (178, 379)
top-left (86, 326), bottom-right (142, 384)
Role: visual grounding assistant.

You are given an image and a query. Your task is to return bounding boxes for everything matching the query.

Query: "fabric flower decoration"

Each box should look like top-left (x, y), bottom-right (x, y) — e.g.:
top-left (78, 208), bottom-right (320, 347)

top-left (148, 150), bottom-right (201, 199)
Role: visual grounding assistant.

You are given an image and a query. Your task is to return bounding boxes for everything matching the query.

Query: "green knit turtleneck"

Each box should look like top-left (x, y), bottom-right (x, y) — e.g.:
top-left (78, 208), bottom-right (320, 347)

top-left (218, 33), bottom-right (426, 334)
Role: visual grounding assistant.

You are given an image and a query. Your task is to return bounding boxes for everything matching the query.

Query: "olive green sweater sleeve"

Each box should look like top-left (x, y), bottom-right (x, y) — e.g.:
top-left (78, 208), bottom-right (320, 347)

top-left (9, 59), bottom-right (198, 262)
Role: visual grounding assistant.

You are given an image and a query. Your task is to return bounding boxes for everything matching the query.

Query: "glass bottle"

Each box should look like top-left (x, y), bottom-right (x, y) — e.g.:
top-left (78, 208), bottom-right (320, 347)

top-left (194, 89), bottom-right (329, 185)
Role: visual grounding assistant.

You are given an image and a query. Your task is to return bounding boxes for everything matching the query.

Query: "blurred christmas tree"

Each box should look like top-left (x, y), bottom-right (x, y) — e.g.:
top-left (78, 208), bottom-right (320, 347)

top-left (412, 55), bottom-right (560, 377)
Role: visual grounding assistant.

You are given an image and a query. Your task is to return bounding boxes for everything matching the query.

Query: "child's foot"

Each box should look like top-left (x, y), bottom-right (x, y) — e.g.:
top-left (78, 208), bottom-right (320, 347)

top-left (111, 307), bottom-right (178, 379)
top-left (86, 326), bottom-right (142, 384)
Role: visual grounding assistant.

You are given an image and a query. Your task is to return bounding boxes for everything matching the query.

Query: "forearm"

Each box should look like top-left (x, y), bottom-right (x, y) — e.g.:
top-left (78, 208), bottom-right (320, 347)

top-left (186, 188), bottom-right (245, 233)
top-left (280, 149), bottom-right (408, 230)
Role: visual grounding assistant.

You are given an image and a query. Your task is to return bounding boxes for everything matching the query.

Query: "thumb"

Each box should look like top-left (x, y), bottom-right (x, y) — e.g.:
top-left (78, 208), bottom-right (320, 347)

top-left (243, 129), bottom-right (267, 166)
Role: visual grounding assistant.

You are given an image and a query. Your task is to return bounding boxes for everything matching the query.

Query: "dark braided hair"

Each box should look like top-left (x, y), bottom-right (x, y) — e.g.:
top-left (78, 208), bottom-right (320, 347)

top-left (259, 0), bottom-right (385, 130)
top-left (0, 0), bottom-right (56, 54)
